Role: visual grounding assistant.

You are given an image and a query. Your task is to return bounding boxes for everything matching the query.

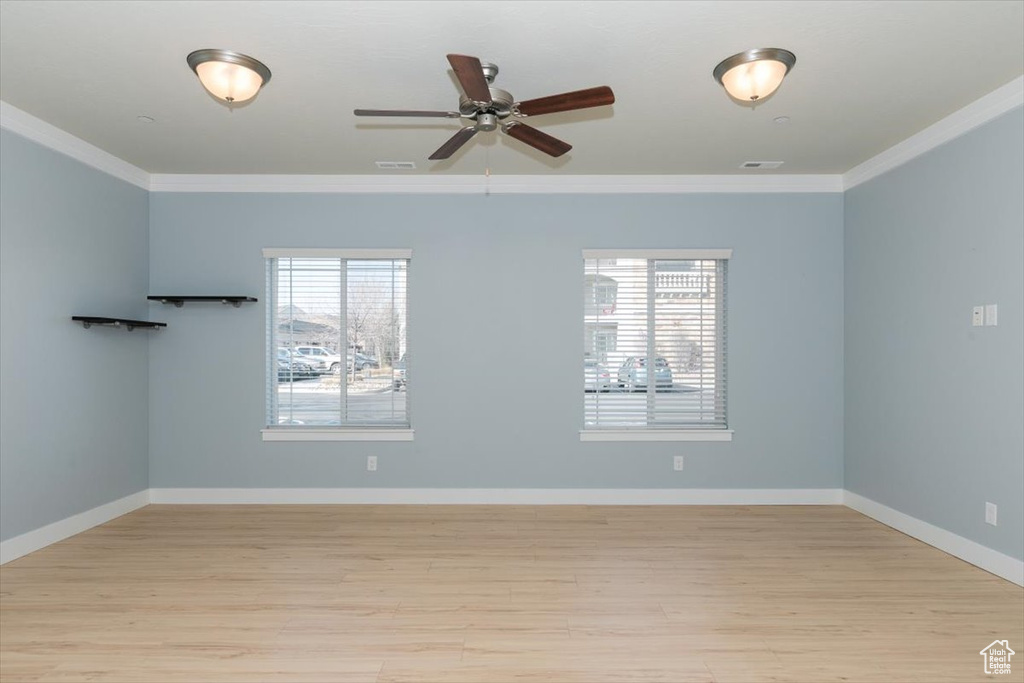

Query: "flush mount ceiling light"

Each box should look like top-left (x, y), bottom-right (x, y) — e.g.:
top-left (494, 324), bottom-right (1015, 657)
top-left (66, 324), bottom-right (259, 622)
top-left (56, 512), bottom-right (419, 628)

top-left (713, 48), bottom-right (796, 104)
top-left (186, 49), bottom-right (271, 105)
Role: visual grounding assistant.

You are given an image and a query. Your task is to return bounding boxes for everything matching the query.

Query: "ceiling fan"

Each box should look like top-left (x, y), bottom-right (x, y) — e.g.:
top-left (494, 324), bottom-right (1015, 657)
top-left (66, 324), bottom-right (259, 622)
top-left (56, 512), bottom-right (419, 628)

top-left (354, 54), bottom-right (615, 160)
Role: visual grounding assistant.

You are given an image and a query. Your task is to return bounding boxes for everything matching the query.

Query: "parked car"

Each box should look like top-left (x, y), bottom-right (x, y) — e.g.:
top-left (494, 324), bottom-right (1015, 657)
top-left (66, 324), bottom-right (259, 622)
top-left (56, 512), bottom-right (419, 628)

top-left (616, 356), bottom-right (673, 391)
top-left (276, 358), bottom-right (316, 381)
top-left (392, 355), bottom-right (407, 390)
top-left (293, 345), bottom-right (344, 374)
top-left (277, 348), bottom-right (317, 380)
top-left (584, 359), bottom-right (613, 393)
top-left (352, 352), bottom-right (380, 371)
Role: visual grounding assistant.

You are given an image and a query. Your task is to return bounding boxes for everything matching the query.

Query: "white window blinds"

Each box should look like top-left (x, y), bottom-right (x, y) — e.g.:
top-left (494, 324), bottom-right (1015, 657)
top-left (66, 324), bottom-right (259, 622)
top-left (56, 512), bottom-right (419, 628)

top-left (583, 250), bottom-right (729, 430)
top-left (265, 250), bottom-right (409, 429)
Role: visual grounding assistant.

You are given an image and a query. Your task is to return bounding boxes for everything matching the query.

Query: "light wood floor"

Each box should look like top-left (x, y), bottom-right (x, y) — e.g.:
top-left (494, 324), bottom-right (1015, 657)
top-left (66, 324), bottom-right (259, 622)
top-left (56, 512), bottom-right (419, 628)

top-left (1, 505), bottom-right (1021, 682)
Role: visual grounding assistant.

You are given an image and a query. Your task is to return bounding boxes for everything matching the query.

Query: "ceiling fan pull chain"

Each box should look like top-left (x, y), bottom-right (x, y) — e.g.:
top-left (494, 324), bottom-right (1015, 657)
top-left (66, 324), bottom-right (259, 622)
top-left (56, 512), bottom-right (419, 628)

top-left (485, 148), bottom-right (491, 195)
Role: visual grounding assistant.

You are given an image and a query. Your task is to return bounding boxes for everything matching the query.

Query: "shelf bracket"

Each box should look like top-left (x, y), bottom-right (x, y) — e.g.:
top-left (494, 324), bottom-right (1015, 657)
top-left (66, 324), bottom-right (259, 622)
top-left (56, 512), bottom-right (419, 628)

top-left (148, 296), bottom-right (257, 307)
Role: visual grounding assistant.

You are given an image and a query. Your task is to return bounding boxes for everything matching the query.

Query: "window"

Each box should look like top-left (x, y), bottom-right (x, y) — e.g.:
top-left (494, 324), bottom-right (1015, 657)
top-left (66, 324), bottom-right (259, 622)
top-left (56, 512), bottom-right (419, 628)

top-left (582, 249), bottom-right (731, 441)
top-left (262, 249), bottom-right (410, 440)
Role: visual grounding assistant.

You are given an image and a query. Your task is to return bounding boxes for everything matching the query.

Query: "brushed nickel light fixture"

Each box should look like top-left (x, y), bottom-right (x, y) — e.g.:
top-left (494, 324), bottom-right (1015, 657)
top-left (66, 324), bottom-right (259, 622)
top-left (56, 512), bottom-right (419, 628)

top-left (713, 48), bottom-right (796, 103)
top-left (186, 49), bottom-right (271, 105)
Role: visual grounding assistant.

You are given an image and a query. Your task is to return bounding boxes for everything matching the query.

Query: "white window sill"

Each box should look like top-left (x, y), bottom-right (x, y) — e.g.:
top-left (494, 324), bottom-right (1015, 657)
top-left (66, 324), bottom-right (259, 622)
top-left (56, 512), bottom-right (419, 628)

top-left (262, 429), bottom-right (414, 442)
top-left (580, 429), bottom-right (733, 442)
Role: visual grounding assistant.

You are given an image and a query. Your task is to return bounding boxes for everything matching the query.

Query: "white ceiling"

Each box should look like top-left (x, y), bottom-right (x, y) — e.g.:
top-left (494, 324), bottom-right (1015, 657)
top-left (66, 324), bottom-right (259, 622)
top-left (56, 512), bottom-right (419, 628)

top-left (1, 1), bottom-right (1022, 176)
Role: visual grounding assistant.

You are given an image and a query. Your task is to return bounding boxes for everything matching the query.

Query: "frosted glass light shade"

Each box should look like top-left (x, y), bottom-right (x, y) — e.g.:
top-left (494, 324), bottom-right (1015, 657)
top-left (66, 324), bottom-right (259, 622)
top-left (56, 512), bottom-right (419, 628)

top-left (720, 59), bottom-right (788, 101)
top-left (714, 49), bottom-right (795, 103)
top-left (187, 49), bottom-right (271, 105)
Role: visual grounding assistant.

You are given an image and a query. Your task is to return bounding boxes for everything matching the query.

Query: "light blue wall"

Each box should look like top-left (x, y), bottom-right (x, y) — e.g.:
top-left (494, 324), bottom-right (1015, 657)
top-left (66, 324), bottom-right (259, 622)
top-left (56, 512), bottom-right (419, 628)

top-left (0, 130), bottom-right (150, 541)
top-left (845, 107), bottom-right (1024, 560)
top-left (5, 103), bottom-right (1020, 567)
top-left (148, 193), bottom-right (845, 489)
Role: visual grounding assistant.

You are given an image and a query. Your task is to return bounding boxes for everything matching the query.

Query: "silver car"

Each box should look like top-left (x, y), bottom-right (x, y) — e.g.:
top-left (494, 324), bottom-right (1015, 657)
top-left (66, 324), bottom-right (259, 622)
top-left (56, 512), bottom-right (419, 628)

top-left (616, 356), bottom-right (673, 391)
top-left (294, 345), bottom-right (344, 374)
top-left (277, 348), bottom-right (317, 380)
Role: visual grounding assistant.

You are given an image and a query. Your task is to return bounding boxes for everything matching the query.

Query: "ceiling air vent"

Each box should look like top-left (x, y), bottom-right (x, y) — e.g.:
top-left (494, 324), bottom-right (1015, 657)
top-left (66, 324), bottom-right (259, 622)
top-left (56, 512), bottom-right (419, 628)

top-left (740, 161), bottom-right (784, 169)
top-left (375, 161), bottom-right (417, 170)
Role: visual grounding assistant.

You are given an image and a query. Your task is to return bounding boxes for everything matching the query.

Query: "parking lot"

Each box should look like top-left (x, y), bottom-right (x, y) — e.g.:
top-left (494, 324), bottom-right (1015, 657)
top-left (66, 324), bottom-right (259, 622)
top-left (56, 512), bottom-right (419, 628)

top-left (275, 374), bottom-right (717, 427)
top-left (275, 374), bottom-right (406, 425)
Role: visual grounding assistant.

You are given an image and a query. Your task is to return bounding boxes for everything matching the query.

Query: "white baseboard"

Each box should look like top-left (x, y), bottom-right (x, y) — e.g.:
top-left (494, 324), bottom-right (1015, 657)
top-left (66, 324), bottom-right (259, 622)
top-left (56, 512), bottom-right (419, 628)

top-left (149, 487), bottom-right (844, 505)
top-left (0, 490), bottom-right (150, 565)
top-left (6, 488), bottom-right (1020, 587)
top-left (844, 491), bottom-right (1024, 586)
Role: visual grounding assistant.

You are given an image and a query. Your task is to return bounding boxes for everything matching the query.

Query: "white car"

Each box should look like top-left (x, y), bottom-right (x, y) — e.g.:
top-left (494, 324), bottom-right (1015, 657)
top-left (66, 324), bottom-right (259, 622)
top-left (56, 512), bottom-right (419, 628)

top-left (293, 346), bottom-right (345, 374)
top-left (584, 359), bottom-right (613, 392)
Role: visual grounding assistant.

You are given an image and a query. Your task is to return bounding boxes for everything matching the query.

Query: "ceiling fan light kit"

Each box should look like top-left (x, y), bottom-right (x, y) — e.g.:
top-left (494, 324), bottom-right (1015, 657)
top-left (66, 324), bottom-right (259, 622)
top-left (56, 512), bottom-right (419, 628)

top-left (355, 54), bottom-right (615, 161)
top-left (186, 49), bottom-right (271, 105)
top-left (713, 48), bottom-right (796, 103)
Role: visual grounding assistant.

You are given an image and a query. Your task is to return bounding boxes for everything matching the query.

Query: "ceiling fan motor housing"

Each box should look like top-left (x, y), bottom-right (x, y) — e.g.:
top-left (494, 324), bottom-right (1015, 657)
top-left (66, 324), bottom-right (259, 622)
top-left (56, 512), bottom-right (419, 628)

top-left (459, 87), bottom-right (516, 120)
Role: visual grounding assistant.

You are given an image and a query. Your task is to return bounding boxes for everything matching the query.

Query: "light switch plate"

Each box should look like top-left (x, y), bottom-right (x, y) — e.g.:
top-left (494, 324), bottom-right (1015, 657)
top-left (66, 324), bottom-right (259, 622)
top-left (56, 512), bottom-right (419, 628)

top-left (985, 304), bottom-right (998, 326)
top-left (972, 306), bottom-right (985, 327)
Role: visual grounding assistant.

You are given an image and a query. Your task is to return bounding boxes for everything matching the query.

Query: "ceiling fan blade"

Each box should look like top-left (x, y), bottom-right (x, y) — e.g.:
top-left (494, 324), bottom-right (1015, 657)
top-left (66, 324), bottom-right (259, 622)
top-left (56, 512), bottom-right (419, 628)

top-left (354, 109), bottom-right (461, 118)
top-left (516, 86), bottom-right (615, 117)
top-left (446, 54), bottom-right (492, 104)
top-left (502, 123), bottom-right (572, 158)
top-left (428, 126), bottom-right (478, 160)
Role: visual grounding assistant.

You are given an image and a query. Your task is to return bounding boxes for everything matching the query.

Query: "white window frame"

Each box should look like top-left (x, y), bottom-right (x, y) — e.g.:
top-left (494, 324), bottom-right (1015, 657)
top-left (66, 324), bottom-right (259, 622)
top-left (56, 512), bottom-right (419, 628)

top-left (580, 248), bottom-right (733, 442)
top-left (261, 248), bottom-right (413, 442)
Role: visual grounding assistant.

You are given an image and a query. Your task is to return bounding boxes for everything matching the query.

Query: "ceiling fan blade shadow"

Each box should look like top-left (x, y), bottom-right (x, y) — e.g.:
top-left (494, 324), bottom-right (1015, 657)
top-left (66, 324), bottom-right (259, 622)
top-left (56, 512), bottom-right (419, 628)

top-left (516, 86), bottom-right (615, 117)
top-left (503, 123), bottom-right (572, 157)
top-left (428, 126), bottom-right (478, 160)
top-left (446, 54), bottom-right (492, 104)
top-left (354, 109), bottom-right (461, 118)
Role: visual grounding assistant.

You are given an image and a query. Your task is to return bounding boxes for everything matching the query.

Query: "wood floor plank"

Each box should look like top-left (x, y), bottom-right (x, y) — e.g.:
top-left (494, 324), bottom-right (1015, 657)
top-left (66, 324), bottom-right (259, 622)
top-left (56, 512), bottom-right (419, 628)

top-left (1, 504), bottom-right (1021, 682)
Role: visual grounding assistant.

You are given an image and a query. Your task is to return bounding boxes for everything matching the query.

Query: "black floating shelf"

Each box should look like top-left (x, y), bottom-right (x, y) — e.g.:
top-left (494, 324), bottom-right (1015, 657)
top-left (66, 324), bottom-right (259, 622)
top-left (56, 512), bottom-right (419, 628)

top-left (148, 296), bottom-right (258, 308)
top-left (72, 316), bottom-right (167, 331)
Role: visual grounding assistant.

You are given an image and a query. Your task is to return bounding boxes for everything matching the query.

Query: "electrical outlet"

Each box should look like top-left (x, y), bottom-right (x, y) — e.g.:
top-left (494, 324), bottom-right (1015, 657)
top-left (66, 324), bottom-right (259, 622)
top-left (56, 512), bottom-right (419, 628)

top-left (673, 455), bottom-right (684, 471)
top-left (985, 502), bottom-right (997, 526)
top-left (367, 455), bottom-right (377, 472)
top-left (972, 306), bottom-right (985, 327)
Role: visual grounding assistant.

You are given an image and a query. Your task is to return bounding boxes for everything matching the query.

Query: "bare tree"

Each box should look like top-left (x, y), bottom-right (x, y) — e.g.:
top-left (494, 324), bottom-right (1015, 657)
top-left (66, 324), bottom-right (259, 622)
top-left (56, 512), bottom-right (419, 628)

top-left (347, 296), bottom-right (374, 354)
top-left (366, 306), bottom-right (403, 366)
top-left (347, 261), bottom-right (407, 369)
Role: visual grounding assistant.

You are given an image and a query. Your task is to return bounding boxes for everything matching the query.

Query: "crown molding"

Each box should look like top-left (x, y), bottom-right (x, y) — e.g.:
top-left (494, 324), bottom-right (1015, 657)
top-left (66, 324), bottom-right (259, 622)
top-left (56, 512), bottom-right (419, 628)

top-left (0, 101), bottom-right (149, 190)
top-left (843, 75), bottom-right (1024, 190)
top-left (5, 75), bottom-right (1021, 195)
top-left (147, 173), bottom-right (842, 194)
